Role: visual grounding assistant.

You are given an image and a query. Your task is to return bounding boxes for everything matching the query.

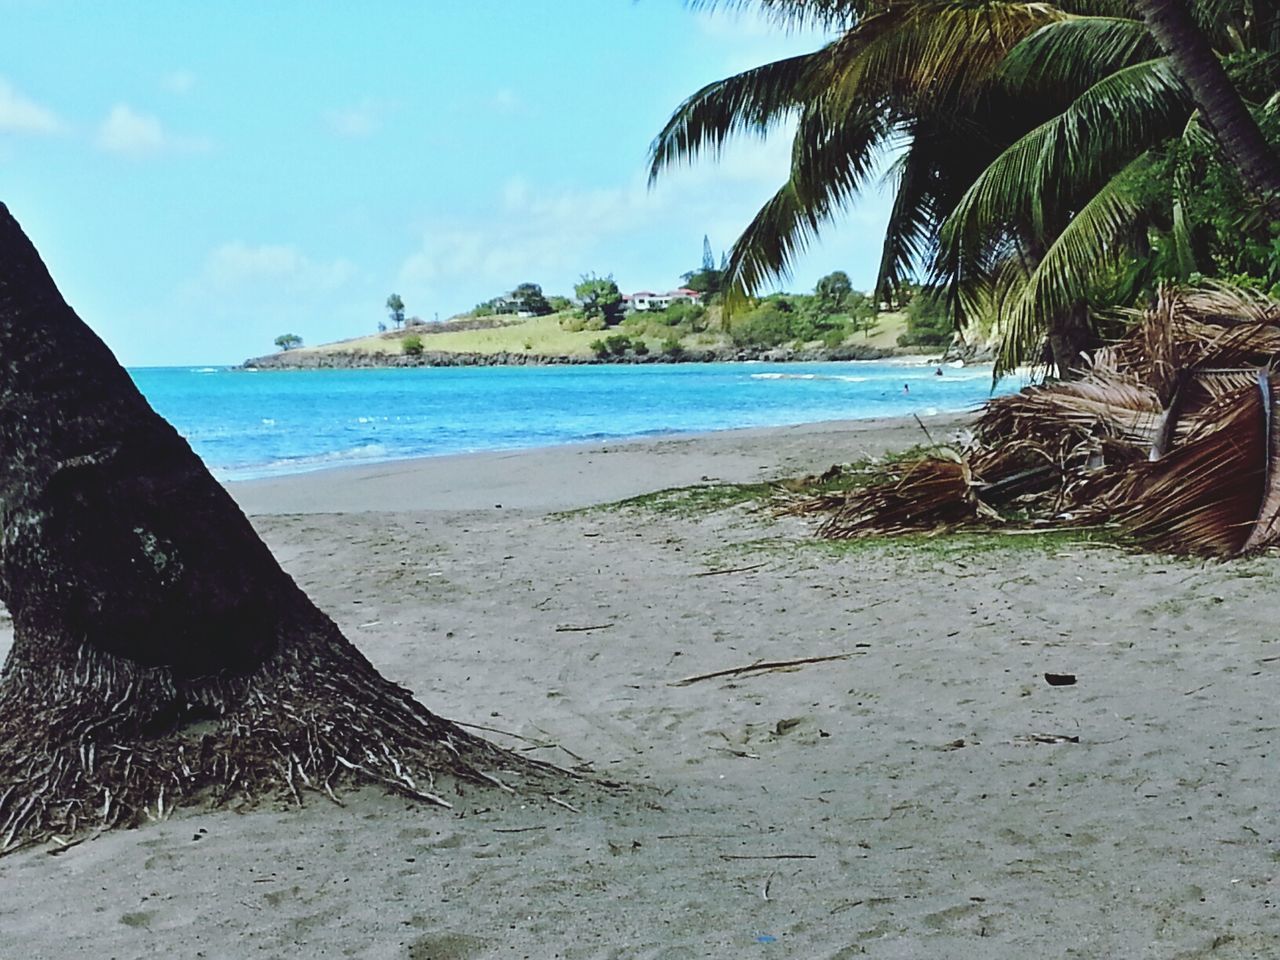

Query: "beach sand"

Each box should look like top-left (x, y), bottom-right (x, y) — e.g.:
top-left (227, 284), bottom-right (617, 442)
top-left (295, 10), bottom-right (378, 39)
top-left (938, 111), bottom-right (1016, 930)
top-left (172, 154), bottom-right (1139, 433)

top-left (3, 415), bottom-right (1280, 958)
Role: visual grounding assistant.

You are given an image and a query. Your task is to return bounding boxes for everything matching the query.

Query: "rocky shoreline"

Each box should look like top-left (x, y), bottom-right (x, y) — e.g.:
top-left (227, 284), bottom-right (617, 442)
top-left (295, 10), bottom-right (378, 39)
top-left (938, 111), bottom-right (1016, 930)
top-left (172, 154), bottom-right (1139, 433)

top-left (241, 341), bottom-right (986, 370)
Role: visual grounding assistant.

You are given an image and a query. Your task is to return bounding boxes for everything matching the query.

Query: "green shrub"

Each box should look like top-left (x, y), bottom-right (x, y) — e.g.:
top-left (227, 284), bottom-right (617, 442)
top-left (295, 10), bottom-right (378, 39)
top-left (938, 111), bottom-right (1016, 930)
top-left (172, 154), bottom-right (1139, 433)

top-left (633, 339), bottom-right (650, 356)
top-left (821, 326), bottom-right (849, 349)
top-left (897, 290), bottom-right (952, 347)
top-left (729, 303), bottom-right (792, 348)
top-left (664, 300), bottom-right (707, 331)
top-left (402, 335), bottom-right (424, 356)
top-left (604, 333), bottom-right (632, 356)
top-left (589, 338), bottom-right (610, 358)
top-left (661, 335), bottom-right (684, 358)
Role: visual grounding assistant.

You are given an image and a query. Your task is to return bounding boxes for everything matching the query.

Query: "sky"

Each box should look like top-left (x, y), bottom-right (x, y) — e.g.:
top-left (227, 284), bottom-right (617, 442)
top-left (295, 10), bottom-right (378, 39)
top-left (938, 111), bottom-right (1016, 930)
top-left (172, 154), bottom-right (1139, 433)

top-left (0, 1), bottom-right (894, 366)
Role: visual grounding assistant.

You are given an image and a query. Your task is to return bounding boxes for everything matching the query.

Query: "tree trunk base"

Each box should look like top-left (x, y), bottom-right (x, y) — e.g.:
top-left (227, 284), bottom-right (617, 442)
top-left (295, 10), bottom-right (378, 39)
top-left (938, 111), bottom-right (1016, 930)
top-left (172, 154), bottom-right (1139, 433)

top-left (0, 629), bottom-right (558, 854)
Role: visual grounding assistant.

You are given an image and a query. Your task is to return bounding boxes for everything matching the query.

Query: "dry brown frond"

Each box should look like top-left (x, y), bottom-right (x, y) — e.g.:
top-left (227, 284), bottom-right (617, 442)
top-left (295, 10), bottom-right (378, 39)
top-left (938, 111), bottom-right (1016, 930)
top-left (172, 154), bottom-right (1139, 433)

top-left (1122, 379), bottom-right (1267, 556)
top-left (817, 455), bottom-right (999, 539)
top-left (976, 372), bottom-right (1161, 451)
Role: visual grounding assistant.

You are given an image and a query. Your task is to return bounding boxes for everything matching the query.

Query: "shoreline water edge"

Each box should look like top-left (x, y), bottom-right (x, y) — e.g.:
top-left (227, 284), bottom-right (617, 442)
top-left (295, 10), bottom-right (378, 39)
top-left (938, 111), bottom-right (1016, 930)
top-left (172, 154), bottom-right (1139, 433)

top-left (134, 360), bottom-right (1011, 483)
top-left (241, 341), bottom-right (993, 370)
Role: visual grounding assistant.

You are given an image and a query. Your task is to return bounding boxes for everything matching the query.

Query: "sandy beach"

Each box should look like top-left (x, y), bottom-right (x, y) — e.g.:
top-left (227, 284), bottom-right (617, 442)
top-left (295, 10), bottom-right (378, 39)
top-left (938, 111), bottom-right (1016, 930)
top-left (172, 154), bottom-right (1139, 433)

top-left (2, 414), bottom-right (1279, 959)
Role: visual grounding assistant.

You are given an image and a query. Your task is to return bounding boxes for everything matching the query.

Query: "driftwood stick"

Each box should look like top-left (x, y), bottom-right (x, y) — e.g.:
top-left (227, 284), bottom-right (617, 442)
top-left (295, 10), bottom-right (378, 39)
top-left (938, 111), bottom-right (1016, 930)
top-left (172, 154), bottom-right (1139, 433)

top-left (672, 653), bottom-right (854, 687)
top-left (693, 562), bottom-right (768, 578)
top-left (554, 623), bottom-right (615, 633)
top-left (720, 853), bottom-right (817, 861)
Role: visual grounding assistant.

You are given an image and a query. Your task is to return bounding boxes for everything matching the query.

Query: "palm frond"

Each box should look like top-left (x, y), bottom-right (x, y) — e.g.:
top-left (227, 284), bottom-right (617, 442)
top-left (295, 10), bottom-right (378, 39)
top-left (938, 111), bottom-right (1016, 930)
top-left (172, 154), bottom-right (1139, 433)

top-left (994, 154), bottom-right (1154, 376)
top-left (817, 454), bottom-right (1000, 538)
top-left (875, 136), bottom-right (937, 302)
top-left (647, 50), bottom-right (825, 184)
top-left (686, 0), bottom-right (862, 30)
top-left (1000, 16), bottom-right (1160, 94)
top-left (826, 1), bottom-right (1068, 110)
top-left (719, 102), bottom-right (893, 310)
top-left (977, 372), bottom-right (1162, 446)
top-left (941, 57), bottom-right (1189, 251)
top-left (1124, 379), bottom-right (1269, 556)
top-left (794, 284), bottom-right (1280, 558)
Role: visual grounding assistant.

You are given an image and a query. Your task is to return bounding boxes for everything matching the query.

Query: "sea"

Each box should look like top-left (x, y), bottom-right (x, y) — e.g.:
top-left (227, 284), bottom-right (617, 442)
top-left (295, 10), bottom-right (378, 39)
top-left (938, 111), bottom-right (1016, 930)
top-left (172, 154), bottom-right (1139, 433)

top-left (128, 361), bottom-right (1019, 483)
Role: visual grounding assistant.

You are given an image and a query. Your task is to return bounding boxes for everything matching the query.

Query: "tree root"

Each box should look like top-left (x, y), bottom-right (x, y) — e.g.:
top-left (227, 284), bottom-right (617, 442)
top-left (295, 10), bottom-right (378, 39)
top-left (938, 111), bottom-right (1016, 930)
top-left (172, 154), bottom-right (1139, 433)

top-left (0, 635), bottom-right (566, 854)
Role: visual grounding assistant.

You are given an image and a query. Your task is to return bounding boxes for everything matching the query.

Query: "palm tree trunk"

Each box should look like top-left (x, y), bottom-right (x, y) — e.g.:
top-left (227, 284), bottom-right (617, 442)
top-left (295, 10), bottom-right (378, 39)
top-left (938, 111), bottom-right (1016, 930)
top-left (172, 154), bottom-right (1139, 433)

top-left (1133, 0), bottom-right (1280, 212)
top-left (1047, 302), bottom-right (1093, 378)
top-left (1020, 232), bottom-right (1093, 379)
top-left (0, 204), bottom-right (535, 852)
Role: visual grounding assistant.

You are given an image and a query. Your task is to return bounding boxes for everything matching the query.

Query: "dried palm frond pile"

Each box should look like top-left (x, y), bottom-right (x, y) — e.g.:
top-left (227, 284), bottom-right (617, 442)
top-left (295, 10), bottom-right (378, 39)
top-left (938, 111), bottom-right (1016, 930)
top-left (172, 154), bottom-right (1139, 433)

top-left (789, 285), bottom-right (1280, 557)
top-left (813, 453), bottom-right (1001, 538)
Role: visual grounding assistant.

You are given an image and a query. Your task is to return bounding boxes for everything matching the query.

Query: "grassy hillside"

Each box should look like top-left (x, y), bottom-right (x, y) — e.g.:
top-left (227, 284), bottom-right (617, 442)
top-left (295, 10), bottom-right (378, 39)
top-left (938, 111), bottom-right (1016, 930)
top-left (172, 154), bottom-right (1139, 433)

top-left (284, 309), bottom-right (913, 360)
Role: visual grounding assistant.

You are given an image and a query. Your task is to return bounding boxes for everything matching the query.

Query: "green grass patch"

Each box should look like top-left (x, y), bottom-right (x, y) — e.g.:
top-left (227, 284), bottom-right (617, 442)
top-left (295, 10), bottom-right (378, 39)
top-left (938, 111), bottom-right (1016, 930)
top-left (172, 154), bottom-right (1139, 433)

top-left (692, 527), bottom-right (1122, 575)
top-left (810, 526), bottom-right (1121, 558)
top-left (567, 445), bottom-right (958, 521)
top-left (718, 526), bottom-right (1117, 559)
top-left (601, 481), bottom-right (777, 517)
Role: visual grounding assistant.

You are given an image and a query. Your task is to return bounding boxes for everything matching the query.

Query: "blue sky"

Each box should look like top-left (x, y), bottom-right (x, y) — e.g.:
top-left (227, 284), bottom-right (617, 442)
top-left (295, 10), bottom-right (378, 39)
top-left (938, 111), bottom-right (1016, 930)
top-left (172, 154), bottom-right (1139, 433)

top-left (0, 1), bottom-right (893, 366)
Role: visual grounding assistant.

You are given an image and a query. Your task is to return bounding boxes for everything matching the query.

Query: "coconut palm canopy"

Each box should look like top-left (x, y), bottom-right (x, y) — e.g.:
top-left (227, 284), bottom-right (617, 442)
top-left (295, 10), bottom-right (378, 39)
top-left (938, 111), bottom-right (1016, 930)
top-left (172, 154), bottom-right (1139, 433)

top-left (652, 0), bottom-right (1280, 376)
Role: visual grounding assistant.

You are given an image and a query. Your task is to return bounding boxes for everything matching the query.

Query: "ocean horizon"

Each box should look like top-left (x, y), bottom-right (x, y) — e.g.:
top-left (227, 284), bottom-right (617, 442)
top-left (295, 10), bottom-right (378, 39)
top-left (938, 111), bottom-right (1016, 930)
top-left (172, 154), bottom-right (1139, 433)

top-left (128, 361), bottom-right (1018, 483)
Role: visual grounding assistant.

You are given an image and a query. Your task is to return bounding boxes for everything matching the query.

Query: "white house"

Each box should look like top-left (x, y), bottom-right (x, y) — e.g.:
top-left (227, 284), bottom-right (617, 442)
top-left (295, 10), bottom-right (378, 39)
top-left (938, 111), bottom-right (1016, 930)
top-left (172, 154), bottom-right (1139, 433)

top-left (622, 288), bottom-right (703, 312)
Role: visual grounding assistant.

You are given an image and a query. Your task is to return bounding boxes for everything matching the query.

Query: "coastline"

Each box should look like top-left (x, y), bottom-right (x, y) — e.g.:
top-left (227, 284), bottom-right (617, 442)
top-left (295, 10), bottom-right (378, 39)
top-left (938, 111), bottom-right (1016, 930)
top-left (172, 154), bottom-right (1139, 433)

top-left (240, 341), bottom-right (977, 370)
top-left (227, 412), bottom-right (969, 514)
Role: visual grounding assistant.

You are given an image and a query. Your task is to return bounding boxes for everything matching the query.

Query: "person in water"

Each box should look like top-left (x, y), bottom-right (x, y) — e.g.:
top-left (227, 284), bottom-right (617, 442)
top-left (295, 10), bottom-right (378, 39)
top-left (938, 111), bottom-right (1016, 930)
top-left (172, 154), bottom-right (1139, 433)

top-left (935, 367), bottom-right (944, 376)
top-left (903, 383), bottom-right (910, 395)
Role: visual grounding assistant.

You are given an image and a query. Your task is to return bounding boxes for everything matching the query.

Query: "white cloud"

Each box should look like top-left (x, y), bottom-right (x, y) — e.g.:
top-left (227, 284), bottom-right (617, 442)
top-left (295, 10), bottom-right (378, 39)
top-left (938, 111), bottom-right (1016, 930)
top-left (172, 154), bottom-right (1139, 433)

top-left (0, 78), bottom-right (63, 135)
top-left (398, 125), bottom-right (895, 306)
top-left (200, 242), bottom-right (356, 293)
top-left (96, 103), bottom-right (209, 157)
top-left (399, 134), bottom-right (796, 292)
top-left (325, 99), bottom-right (385, 138)
top-left (162, 70), bottom-right (197, 95)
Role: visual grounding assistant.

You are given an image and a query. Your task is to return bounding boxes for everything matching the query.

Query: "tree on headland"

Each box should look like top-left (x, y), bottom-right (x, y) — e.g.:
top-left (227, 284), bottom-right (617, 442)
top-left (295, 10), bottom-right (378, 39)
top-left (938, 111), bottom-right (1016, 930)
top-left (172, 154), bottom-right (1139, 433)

top-left (511, 282), bottom-right (553, 316)
top-left (274, 333), bottom-right (303, 351)
top-left (681, 235), bottom-right (726, 298)
top-left (386, 293), bottom-right (406, 330)
top-left (814, 271), bottom-right (853, 315)
top-left (574, 274), bottom-right (624, 327)
top-left (0, 205), bottom-right (545, 852)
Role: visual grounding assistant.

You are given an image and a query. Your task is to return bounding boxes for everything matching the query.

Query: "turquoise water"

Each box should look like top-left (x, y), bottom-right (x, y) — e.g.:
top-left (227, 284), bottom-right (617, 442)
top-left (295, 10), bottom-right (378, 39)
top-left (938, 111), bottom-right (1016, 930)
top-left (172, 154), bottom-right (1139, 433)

top-left (128, 362), bottom-right (1014, 482)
